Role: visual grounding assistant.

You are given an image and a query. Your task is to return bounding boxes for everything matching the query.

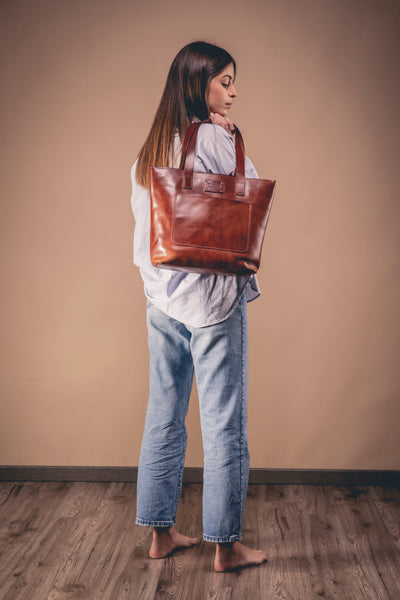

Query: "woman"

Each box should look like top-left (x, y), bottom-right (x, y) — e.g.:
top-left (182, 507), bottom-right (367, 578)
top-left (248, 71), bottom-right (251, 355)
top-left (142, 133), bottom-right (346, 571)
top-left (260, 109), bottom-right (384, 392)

top-left (130, 41), bottom-right (268, 572)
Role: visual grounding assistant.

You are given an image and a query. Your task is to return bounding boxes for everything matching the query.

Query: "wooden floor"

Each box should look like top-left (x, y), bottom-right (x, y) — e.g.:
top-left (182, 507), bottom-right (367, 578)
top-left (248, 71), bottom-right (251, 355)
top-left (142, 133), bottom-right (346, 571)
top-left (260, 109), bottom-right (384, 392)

top-left (0, 482), bottom-right (399, 599)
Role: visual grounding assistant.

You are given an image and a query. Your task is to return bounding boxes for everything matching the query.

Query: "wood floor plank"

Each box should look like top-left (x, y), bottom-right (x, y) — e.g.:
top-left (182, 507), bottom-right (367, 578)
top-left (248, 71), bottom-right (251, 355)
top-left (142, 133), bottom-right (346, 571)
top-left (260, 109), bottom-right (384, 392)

top-left (105, 511), bottom-right (164, 600)
top-left (0, 482), bottom-right (74, 595)
top-left (47, 483), bottom-right (129, 596)
top-left (1, 482), bottom-right (110, 599)
top-left (42, 482), bottom-right (140, 599)
top-left (317, 486), bottom-right (393, 599)
top-left (368, 486), bottom-right (400, 551)
top-left (258, 484), bottom-right (316, 600)
top-left (0, 483), bottom-right (17, 508)
top-left (354, 486), bottom-right (399, 598)
top-left (0, 482), bottom-right (44, 553)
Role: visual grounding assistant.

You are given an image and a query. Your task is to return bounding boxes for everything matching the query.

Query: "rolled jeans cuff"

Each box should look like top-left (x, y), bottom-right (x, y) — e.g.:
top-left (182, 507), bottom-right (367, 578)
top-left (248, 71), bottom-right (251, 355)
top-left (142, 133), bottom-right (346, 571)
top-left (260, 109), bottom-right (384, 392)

top-left (136, 517), bottom-right (176, 527)
top-left (203, 533), bottom-right (242, 543)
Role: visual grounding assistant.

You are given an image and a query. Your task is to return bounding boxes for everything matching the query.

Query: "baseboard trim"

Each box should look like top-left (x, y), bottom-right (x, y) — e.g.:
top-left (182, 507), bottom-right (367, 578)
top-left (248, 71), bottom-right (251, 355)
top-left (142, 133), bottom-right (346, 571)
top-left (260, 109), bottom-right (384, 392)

top-left (0, 466), bottom-right (399, 486)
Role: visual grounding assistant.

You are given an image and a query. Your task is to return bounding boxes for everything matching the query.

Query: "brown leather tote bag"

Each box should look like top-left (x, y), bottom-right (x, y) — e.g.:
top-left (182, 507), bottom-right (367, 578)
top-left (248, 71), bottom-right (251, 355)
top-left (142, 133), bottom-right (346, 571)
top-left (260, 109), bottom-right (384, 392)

top-left (150, 121), bottom-right (276, 275)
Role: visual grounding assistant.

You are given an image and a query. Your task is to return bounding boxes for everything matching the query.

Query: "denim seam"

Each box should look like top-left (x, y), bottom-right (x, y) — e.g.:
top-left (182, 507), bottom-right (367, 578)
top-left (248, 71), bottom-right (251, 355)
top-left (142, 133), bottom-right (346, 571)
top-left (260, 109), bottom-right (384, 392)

top-left (171, 363), bottom-right (193, 518)
top-left (172, 427), bottom-right (187, 517)
top-left (203, 533), bottom-right (242, 543)
top-left (239, 299), bottom-right (245, 538)
top-left (136, 517), bottom-right (176, 527)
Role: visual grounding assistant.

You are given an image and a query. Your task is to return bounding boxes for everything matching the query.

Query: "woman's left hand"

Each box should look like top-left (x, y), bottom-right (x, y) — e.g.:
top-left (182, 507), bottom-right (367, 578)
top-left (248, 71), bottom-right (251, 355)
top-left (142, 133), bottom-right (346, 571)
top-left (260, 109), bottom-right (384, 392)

top-left (209, 112), bottom-right (235, 135)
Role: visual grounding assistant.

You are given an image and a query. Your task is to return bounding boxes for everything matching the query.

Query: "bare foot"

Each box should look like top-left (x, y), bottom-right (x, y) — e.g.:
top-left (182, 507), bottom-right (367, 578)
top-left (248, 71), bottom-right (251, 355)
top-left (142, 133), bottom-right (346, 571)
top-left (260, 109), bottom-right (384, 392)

top-left (149, 526), bottom-right (199, 558)
top-left (214, 541), bottom-right (268, 572)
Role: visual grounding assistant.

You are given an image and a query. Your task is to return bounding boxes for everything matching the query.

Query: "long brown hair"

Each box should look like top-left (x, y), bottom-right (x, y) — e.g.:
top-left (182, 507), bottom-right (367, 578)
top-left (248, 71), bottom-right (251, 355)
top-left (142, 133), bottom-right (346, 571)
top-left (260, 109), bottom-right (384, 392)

top-left (135, 41), bottom-right (236, 189)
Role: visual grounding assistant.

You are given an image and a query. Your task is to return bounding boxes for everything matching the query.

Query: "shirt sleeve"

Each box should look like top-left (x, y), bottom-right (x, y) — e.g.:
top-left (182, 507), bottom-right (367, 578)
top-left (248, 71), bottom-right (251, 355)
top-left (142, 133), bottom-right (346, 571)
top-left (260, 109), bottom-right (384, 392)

top-left (193, 123), bottom-right (259, 179)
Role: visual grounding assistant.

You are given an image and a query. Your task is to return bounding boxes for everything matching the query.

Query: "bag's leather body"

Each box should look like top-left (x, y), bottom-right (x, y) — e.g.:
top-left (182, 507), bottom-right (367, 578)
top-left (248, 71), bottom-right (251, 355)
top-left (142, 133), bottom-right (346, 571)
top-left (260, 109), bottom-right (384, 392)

top-left (150, 122), bottom-right (276, 275)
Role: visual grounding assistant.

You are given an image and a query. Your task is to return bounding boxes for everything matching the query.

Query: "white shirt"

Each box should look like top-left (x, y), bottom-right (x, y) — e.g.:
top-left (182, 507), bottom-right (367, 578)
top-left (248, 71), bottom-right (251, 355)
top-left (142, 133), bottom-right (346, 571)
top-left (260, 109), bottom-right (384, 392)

top-left (130, 123), bottom-right (261, 327)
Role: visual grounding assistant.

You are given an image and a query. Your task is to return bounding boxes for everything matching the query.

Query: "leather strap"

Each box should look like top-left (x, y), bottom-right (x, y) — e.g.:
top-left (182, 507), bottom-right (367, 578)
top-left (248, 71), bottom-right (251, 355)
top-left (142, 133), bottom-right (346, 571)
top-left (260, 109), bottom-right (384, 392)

top-left (182, 122), bottom-right (201, 188)
top-left (182, 121), bottom-right (246, 196)
top-left (181, 117), bottom-right (211, 167)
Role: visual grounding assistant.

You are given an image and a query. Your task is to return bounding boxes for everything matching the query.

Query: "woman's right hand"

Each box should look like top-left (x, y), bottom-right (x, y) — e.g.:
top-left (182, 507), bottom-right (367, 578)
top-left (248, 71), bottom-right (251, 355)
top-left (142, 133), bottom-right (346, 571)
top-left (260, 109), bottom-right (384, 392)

top-left (209, 112), bottom-right (235, 135)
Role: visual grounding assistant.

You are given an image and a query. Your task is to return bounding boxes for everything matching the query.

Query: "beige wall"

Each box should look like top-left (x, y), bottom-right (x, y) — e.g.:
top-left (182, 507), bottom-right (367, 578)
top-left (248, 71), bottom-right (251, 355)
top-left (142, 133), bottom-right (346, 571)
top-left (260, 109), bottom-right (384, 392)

top-left (1, 0), bottom-right (399, 469)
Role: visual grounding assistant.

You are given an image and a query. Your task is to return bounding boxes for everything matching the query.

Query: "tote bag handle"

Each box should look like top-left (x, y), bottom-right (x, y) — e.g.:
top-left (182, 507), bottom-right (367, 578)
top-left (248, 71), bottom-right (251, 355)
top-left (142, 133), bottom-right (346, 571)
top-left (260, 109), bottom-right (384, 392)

top-left (181, 121), bottom-right (246, 196)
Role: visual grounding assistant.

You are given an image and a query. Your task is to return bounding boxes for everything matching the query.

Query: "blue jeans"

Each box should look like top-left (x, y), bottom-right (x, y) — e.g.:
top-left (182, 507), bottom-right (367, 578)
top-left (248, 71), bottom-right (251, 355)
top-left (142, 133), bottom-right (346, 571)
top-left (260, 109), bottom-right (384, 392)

top-left (136, 291), bottom-right (250, 543)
